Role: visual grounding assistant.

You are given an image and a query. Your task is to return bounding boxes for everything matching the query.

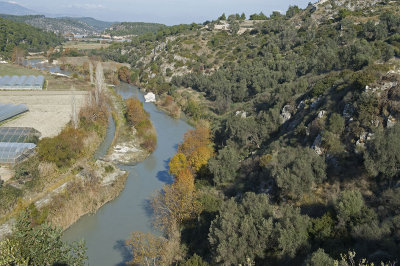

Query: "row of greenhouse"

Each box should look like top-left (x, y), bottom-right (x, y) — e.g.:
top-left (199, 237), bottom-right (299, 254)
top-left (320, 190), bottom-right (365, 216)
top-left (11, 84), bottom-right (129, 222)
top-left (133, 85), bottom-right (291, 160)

top-left (0, 127), bottom-right (40, 164)
top-left (0, 75), bottom-right (45, 90)
top-left (0, 103), bottom-right (29, 123)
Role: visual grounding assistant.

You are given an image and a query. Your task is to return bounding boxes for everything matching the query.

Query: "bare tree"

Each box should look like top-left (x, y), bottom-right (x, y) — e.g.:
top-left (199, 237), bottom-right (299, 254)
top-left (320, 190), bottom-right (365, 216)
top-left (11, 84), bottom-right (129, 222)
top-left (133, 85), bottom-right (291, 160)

top-left (95, 62), bottom-right (105, 105)
top-left (71, 87), bottom-right (78, 129)
top-left (89, 62), bottom-right (94, 84)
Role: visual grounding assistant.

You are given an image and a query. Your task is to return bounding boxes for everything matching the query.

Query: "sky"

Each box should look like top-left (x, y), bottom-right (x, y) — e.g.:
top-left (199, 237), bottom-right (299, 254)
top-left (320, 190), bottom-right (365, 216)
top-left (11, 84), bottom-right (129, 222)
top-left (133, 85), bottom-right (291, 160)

top-left (12, 0), bottom-right (312, 25)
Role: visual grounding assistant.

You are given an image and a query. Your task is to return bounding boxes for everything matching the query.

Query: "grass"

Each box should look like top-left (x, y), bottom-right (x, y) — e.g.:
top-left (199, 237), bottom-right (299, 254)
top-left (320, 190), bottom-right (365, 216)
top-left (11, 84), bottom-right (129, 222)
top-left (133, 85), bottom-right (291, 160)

top-left (0, 63), bottom-right (47, 76)
top-left (0, 63), bottom-right (92, 91)
top-left (62, 41), bottom-right (111, 50)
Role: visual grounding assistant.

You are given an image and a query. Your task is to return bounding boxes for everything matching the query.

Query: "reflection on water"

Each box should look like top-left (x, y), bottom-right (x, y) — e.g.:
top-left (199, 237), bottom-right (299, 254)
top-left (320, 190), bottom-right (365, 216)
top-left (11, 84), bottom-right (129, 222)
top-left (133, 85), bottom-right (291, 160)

top-left (63, 83), bottom-right (192, 266)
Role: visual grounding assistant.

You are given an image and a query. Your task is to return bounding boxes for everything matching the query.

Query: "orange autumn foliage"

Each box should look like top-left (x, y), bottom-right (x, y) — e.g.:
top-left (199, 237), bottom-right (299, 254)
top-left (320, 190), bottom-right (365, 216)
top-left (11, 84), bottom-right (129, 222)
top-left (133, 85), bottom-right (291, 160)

top-left (175, 168), bottom-right (195, 193)
top-left (125, 97), bottom-right (149, 126)
top-left (178, 126), bottom-right (211, 157)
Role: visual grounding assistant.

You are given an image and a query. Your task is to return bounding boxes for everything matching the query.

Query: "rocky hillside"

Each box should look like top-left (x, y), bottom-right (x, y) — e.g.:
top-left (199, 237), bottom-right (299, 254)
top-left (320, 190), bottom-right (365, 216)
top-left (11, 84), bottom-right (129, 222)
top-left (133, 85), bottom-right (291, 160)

top-left (98, 0), bottom-right (400, 264)
top-left (103, 22), bottom-right (166, 36)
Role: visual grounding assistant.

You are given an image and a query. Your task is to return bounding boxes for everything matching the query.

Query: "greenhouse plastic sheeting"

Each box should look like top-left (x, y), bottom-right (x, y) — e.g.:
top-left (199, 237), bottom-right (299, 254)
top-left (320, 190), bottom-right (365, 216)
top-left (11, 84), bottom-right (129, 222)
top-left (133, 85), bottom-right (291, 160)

top-left (0, 103), bottom-right (29, 122)
top-left (0, 127), bottom-right (40, 143)
top-left (0, 142), bottom-right (36, 164)
top-left (0, 75), bottom-right (44, 90)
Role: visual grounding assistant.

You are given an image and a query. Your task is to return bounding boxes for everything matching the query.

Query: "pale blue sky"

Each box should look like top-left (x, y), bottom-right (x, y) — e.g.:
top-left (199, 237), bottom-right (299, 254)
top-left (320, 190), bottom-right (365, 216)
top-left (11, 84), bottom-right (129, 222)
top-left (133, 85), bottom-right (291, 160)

top-left (13, 0), bottom-right (312, 24)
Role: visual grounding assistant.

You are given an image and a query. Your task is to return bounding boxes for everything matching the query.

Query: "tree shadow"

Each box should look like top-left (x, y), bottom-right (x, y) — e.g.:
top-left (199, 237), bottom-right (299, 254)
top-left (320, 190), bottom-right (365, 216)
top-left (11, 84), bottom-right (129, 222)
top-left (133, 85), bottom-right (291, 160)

top-left (156, 170), bottom-right (173, 184)
top-left (156, 158), bottom-right (174, 184)
top-left (113, 239), bottom-right (132, 266)
top-left (141, 198), bottom-right (154, 218)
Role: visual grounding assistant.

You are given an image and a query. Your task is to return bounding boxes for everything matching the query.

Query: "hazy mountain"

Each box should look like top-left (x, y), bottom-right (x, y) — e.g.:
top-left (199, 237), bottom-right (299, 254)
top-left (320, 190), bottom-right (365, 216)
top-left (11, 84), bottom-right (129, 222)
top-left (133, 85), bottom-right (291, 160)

top-left (65, 17), bottom-right (116, 32)
top-left (0, 14), bottom-right (117, 35)
top-left (0, 1), bottom-right (38, 16)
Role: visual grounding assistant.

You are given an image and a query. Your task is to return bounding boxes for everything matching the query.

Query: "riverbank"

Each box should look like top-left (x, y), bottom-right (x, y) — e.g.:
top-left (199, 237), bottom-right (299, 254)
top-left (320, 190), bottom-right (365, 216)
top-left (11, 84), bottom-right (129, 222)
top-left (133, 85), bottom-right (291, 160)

top-left (104, 87), bottom-right (150, 165)
top-left (63, 83), bottom-right (192, 265)
top-left (0, 68), bottom-right (153, 240)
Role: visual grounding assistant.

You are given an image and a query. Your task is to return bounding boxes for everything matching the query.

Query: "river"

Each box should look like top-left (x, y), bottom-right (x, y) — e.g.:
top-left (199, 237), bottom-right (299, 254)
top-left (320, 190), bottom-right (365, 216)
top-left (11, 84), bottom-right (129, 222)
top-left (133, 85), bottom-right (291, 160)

top-left (63, 83), bottom-right (192, 265)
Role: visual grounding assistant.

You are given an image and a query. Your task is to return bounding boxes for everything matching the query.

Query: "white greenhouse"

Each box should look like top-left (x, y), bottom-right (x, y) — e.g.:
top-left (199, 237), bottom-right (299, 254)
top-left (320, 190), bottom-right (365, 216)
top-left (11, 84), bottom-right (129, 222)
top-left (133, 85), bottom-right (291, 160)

top-left (0, 75), bottom-right (45, 90)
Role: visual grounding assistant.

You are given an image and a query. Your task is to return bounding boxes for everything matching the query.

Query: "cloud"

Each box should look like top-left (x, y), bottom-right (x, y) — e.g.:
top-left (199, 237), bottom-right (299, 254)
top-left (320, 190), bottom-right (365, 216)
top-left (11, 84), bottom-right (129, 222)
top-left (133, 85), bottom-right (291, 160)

top-left (8, 1), bottom-right (19, 4)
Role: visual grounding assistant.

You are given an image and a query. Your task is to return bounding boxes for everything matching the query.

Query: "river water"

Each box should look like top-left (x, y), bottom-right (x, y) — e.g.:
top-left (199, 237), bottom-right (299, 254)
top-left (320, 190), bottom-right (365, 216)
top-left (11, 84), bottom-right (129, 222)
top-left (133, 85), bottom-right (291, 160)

top-left (63, 83), bottom-right (192, 265)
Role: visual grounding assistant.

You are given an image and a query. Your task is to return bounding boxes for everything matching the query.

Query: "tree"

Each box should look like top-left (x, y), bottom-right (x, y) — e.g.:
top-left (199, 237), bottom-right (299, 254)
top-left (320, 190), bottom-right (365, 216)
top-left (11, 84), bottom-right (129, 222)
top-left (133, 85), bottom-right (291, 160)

top-left (335, 190), bottom-right (364, 224)
top-left (118, 66), bottom-right (131, 83)
top-left (126, 231), bottom-right (167, 266)
top-left (125, 97), bottom-right (149, 126)
top-left (180, 254), bottom-right (209, 266)
top-left (152, 182), bottom-right (201, 234)
top-left (89, 61), bottom-right (94, 84)
top-left (219, 13), bottom-right (226, 20)
top-left (364, 124), bottom-right (400, 179)
top-left (277, 206), bottom-right (310, 258)
top-left (208, 144), bottom-right (240, 185)
top-left (175, 168), bottom-right (195, 193)
top-left (11, 46), bottom-right (24, 65)
top-left (0, 212), bottom-right (87, 265)
top-left (178, 126), bottom-right (211, 157)
top-left (305, 249), bottom-right (334, 266)
top-left (169, 152), bottom-right (188, 177)
top-left (95, 62), bottom-right (105, 105)
top-left (209, 193), bottom-right (274, 265)
top-left (328, 113), bottom-right (345, 135)
top-left (240, 13), bottom-right (246, 20)
top-left (188, 146), bottom-right (213, 172)
top-left (266, 146), bottom-right (326, 199)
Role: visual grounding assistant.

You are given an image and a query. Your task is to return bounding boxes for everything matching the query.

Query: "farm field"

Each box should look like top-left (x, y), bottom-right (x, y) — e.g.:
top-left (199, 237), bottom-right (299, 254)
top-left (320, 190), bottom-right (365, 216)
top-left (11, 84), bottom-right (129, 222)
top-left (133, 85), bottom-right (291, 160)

top-left (0, 90), bottom-right (88, 138)
top-left (63, 41), bottom-right (111, 50)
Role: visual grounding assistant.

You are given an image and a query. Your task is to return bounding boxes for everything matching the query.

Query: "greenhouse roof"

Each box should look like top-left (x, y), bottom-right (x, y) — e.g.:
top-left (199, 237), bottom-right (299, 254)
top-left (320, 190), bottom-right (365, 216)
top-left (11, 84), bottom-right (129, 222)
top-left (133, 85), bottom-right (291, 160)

top-left (0, 103), bottom-right (29, 122)
top-left (0, 75), bottom-right (45, 89)
top-left (0, 127), bottom-right (40, 143)
top-left (0, 127), bottom-right (39, 164)
top-left (0, 142), bottom-right (36, 164)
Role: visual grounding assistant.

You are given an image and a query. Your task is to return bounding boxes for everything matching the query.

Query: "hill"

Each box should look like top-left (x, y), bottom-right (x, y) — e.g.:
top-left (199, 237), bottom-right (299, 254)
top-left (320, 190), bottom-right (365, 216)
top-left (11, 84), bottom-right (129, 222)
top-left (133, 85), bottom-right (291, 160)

top-left (0, 1), bottom-right (37, 16)
top-left (0, 17), bottom-right (63, 59)
top-left (0, 14), bottom-right (115, 35)
top-left (98, 0), bottom-right (400, 264)
top-left (64, 17), bottom-right (115, 32)
top-left (104, 22), bottom-right (166, 36)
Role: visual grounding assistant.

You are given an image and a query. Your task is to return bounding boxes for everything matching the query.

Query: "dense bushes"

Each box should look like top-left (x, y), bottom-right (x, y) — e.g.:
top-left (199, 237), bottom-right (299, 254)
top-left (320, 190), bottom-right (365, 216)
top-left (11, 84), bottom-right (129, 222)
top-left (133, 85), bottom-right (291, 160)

top-left (125, 97), bottom-right (157, 152)
top-left (0, 185), bottom-right (22, 216)
top-left (37, 128), bottom-right (85, 168)
top-left (0, 212), bottom-right (87, 265)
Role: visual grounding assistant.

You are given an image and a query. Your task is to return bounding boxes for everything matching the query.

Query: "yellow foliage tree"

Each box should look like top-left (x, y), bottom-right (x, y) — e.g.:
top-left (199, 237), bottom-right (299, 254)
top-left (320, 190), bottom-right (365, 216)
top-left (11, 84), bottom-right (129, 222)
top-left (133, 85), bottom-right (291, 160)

top-left (175, 168), bottom-right (195, 193)
top-left (126, 231), bottom-right (167, 266)
top-left (178, 126), bottom-right (211, 157)
top-left (168, 153), bottom-right (188, 176)
top-left (188, 146), bottom-right (213, 172)
top-left (152, 182), bottom-right (201, 234)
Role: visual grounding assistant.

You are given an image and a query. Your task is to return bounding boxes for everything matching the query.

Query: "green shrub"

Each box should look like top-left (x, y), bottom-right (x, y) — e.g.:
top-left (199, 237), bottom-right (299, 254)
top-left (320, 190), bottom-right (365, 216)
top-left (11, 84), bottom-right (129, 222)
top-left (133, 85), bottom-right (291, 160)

top-left (38, 128), bottom-right (84, 168)
top-left (0, 185), bottom-right (22, 215)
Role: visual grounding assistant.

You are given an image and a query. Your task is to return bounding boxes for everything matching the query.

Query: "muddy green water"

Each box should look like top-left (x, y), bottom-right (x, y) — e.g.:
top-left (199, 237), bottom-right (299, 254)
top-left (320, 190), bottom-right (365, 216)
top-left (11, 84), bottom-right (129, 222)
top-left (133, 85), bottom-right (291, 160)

top-left (63, 83), bottom-right (192, 265)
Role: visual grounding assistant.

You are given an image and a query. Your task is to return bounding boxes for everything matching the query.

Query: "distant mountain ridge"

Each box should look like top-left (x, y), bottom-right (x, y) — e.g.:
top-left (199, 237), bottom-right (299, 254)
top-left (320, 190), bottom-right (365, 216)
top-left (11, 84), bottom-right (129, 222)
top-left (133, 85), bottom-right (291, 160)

top-left (0, 1), bottom-right (38, 15)
top-left (0, 14), bottom-right (116, 35)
